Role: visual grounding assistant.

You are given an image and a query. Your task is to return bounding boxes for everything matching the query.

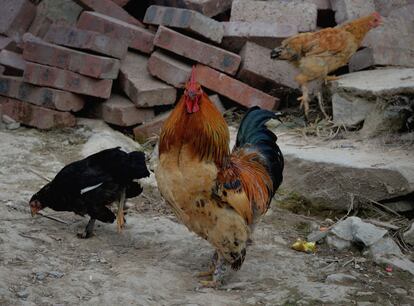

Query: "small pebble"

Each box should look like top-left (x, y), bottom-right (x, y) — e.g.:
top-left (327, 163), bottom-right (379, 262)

top-left (35, 271), bottom-right (47, 281)
top-left (6, 122), bottom-right (20, 130)
top-left (48, 271), bottom-right (64, 278)
top-left (16, 290), bottom-right (29, 299)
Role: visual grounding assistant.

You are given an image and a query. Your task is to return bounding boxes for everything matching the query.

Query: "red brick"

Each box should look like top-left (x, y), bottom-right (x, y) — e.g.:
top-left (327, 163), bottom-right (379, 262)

top-left (133, 111), bottom-right (172, 142)
top-left (0, 50), bottom-right (26, 72)
top-left (44, 25), bottom-right (128, 59)
top-left (330, 0), bottom-right (375, 23)
top-left (151, 0), bottom-right (232, 17)
top-left (91, 94), bottom-right (155, 127)
top-left (22, 34), bottom-right (120, 79)
top-left (28, 15), bottom-right (53, 39)
top-left (144, 5), bottom-right (224, 43)
top-left (154, 26), bottom-right (241, 75)
top-left (209, 94), bottom-right (225, 113)
top-left (0, 96), bottom-right (76, 129)
top-left (230, 0), bottom-right (317, 32)
top-left (238, 41), bottom-right (321, 94)
top-left (221, 21), bottom-right (297, 52)
top-left (23, 62), bottom-right (113, 99)
top-left (0, 36), bottom-right (13, 50)
top-left (195, 64), bottom-right (278, 110)
top-left (147, 51), bottom-right (192, 88)
top-left (112, 0), bottom-right (131, 7)
top-left (0, 0), bottom-right (36, 41)
top-left (77, 11), bottom-right (154, 54)
top-left (119, 52), bottom-right (176, 107)
top-left (0, 75), bottom-right (84, 111)
top-left (73, 0), bottom-right (143, 27)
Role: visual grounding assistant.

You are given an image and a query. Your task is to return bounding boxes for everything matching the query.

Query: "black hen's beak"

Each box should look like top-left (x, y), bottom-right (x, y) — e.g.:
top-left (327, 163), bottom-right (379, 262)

top-left (29, 200), bottom-right (41, 217)
top-left (270, 47), bottom-right (282, 59)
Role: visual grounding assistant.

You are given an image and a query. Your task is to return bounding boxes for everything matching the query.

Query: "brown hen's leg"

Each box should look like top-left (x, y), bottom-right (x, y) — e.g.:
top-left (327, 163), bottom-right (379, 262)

top-left (324, 75), bottom-right (339, 84)
top-left (297, 84), bottom-right (310, 121)
top-left (117, 188), bottom-right (126, 233)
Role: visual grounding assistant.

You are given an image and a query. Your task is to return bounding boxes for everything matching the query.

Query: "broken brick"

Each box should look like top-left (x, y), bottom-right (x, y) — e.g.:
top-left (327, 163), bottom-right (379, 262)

top-left (28, 15), bottom-right (53, 39)
top-left (23, 62), bottom-right (113, 99)
top-left (119, 52), bottom-right (176, 107)
top-left (0, 50), bottom-right (26, 73)
top-left (0, 0), bottom-right (36, 41)
top-left (0, 96), bottom-right (76, 129)
top-left (230, 0), bottom-right (317, 32)
top-left (91, 94), bottom-right (155, 127)
top-left (0, 75), bottom-right (84, 112)
top-left (112, 0), bottom-right (131, 7)
top-left (44, 25), bottom-right (128, 60)
top-left (238, 42), bottom-right (321, 94)
top-left (0, 36), bottom-right (13, 51)
top-left (154, 26), bottom-right (241, 75)
top-left (359, 13), bottom-right (414, 68)
top-left (151, 0), bottom-right (232, 17)
top-left (238, 41), bottom-right (299, 89)
top-left (23, 35), bottom-right (120, 79)
top-left (147, 51), bottom-right (192, 88)
top-left (195, 64), bottom-right (278, 110)
top-left (133, 111), bottom-right (172, 142)
top-left (221, 21), bottom-right (298, 52)
top-left (144, 5), bottom-right (224, 43)
top-left (77, 11), bottom-right (154, 54)
top-left (73, 0), bottom-right (143, 27)
top-left (330, 0), bottom-right (376, 23)
top-left (209, 94), bottom-right (225, 113)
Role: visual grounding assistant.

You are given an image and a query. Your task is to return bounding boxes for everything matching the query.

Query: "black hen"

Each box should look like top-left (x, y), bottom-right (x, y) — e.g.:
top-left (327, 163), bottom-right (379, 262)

top-left (29, 147), bottom-right (150, 238)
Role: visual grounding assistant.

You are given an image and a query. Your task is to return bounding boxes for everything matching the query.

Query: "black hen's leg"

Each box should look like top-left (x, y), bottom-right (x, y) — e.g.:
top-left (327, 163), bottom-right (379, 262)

top-left (77, 218), bottom-right (96, 239)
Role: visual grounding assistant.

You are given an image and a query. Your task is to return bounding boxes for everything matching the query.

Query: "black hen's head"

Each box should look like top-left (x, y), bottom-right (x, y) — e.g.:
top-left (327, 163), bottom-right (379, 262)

top-left (29, 183), bottom-right (53, 216)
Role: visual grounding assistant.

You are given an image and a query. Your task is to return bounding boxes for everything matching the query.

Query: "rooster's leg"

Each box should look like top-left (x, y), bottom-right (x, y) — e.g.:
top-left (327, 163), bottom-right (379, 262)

top-left (78, 218), bottom-right (96, 239)
top-left (117, 188), bottom-right (126, 233)
top-left (196, 251), bottom-right (218, 278)
top-left (200, 254), bottom-right (228, 288)
top-left (297, 84), bottom-right (310, 121)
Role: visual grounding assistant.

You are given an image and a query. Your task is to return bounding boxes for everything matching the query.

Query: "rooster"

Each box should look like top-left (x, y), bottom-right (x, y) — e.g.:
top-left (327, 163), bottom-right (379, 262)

top-left (270, 12), bottom-right (382, 120)
top-left (155, 68), bottom-right (284, 287)
top-left (29, 147), bottom-right (150, 238)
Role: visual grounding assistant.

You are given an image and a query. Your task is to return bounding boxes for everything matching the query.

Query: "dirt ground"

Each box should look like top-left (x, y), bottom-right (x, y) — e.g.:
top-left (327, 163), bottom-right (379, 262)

top-left (1, 120), bottom-right (413, 306)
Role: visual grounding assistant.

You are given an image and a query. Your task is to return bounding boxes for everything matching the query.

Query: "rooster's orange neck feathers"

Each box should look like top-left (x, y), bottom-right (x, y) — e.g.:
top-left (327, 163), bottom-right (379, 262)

top-left (159, 93), bottom-right (230, 166)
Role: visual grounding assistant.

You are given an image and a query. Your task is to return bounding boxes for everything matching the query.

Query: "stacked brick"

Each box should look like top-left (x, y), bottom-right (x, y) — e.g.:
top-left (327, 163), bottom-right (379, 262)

top-left (1, 0), bottom-right (411, 138)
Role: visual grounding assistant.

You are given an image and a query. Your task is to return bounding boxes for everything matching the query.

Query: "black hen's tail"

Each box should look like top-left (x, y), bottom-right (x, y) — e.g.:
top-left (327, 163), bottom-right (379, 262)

top-left (235, 106), bottom-right (284, 194)
top-left (94, 147), bottom-right (150, 182)
top-left (126, 151), bottom-right (150, 180)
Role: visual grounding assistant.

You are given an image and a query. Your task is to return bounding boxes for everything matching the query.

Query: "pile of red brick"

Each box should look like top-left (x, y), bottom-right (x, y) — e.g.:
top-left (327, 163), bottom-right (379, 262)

top-left (0, 0), bottom-right (412, 139)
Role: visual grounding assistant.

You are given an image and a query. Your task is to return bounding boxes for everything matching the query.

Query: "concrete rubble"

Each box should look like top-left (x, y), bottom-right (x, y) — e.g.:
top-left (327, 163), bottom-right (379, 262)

top-left (320, 217), bottom-right (414, 275)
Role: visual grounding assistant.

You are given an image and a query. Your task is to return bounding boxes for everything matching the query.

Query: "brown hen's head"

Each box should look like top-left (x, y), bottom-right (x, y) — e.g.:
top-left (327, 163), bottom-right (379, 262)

top-left (184, 66), bottom-right (203, 114)
top-left (369, 12), bottom-right (382, 28)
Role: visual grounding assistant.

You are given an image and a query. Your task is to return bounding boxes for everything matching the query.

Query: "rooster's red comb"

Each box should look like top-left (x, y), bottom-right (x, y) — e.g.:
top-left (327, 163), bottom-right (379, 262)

top-left (186, 65), bottom-right (198, 90)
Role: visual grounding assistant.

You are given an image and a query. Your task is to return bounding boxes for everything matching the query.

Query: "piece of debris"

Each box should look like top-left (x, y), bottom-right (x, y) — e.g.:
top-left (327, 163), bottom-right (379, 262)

top-left (403, 223), bottom-right (414, 245)
top-left (325, 273), bottom-right (357, 285)
top-left (291, 239), bottom-right (316, 253)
